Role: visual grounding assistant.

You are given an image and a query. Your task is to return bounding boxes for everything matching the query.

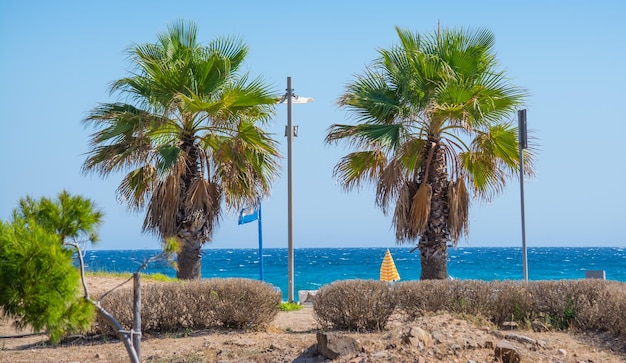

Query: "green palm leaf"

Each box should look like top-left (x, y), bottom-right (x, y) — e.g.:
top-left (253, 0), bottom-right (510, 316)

top-left (82, 21), bottom-right (279, 279)
top-left (326, 25), bottom-right (536, 279)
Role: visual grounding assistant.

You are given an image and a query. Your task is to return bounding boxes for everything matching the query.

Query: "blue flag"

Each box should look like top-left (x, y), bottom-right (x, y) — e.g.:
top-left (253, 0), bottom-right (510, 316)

top-left (238, 204), bottom-right (259, 225)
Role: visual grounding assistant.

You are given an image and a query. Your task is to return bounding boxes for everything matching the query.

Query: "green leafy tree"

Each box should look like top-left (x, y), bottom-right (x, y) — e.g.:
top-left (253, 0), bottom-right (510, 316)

top-left (0, 191), bottom-right (101, 344)
top-left (82, 21), bottom-right (280, 279)
top-left (325, 26), bottom-right (536, 279)
top-left (15, 190), bottom-right (102, 244)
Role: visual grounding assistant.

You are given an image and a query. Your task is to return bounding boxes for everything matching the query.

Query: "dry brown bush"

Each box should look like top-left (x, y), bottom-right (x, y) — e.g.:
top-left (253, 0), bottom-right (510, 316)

top-left (595, 281), bottom-right (626, 335)
top-left (208, 278), bottom-right (281, 329)
top-left (527, 280), bottom-right (626, 332)
top-left (313, 279), bottom-right (396, 331)
top-left (92, 278), bottom-right (280, 335)
top-left (487, 281), bottom-right (531, 326)
top-left (395, 279), bottom-right (626, 336)
top-left (393, 280), bottom-right (451, 319)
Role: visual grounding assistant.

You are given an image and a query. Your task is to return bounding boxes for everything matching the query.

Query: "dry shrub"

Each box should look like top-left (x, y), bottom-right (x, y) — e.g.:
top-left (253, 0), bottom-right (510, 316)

top-left (313, 279), bottom-right (396, 331)
top-left (528, 280), bottom-right (626, 333)
top-left (394, 280), bottom-right (452, 319)
top-left (594, 281), bottom-right (626, 335)
top-left (527, 280), bottom-right (583, 329)
top-left (93, 278), bottom-right (280, 335)
top-left (395, 280), bottom-right (530, 326)
top-left (447, 280), bottom-right (494, 316)
top-left (487, 281), bottom-right (531, 326)
top-left (208, 278), bottom-right (281, 329)
top-left (359, 279), bottom-right (626, 337)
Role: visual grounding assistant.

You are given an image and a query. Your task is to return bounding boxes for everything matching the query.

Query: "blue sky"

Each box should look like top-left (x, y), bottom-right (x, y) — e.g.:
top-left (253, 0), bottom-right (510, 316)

top-left (1, 1), bottom-right (624, 250)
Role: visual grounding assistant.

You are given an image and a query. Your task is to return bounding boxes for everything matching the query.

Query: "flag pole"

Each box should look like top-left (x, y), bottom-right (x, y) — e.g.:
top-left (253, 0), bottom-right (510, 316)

top-left (257, 199), bottom-right (263, 281)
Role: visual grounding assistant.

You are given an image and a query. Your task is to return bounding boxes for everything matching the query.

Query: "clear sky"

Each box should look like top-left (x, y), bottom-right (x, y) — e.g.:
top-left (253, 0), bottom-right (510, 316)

top-left (1, 1), bottom-right (625, 250)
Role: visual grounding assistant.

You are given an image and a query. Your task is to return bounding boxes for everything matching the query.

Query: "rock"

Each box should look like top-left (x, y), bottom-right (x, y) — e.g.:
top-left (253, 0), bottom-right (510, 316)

top-left (316, 331), bottom-right (359, 360)
top-left (403, 326), bottom-right (433, 349)
top-left (431, 330), bottom-right (446, 344)
top-left (532, 320), bottom-right (549, 332)
top-left (495, 340), bottom-right (522, 363)
top-left (502, 321), bottom-right (519, 330)
top-left (347, 356), bottom-right (367, 363)
top-left (558, 348), bottom-right (568, 356)
top-left (370, 351), bottom-right (388, 360)
top-left (298, 290), bottom-right (317, 305)
top-left (464, 337), bottom-right (479, 349)
top-left (505, 333), bottom-right (536, 345)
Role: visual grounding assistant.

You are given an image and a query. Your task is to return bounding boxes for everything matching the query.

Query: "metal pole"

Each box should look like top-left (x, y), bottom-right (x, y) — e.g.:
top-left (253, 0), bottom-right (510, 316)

top-left (518, 109), bottom-right (528, 282)
top-left (287, 77), bottom-right (295, 302)
top-left (132, 272), bottom-right (141, 361)
top-left (258, 199), bottom-right (263, 281)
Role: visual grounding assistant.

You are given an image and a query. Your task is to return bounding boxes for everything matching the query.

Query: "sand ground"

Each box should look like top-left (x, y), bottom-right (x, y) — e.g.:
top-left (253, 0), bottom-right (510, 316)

top-left (1, 276), bottom-right (625, 362)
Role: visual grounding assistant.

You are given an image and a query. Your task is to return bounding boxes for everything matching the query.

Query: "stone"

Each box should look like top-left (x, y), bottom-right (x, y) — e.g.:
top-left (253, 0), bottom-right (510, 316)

top-left (532, 320), bottom-right (549, 332)
top-left (403, 326), bottom-right (433, 348)
top-left (558, 348), bottom-right (568, 356)
top-left (316, 331), bottom-right (358, 360)
top-left (464, 337), bottom-right (479, 349)
top-left (495, 340), bottom-right (522, 363)
top-left (502, 321), bottom-right (519, 330)
top-left (505, 333), bottom-right (536, 345)
top-left (298, 290), bottom-right (317, 305)
top-left (431, 330), bottom-right (446, 344)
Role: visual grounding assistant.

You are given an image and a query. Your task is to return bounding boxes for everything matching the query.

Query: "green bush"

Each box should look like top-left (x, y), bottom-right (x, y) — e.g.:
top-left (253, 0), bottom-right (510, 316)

top-left (0, 221), bottom-right (94, 344)
top-left (94, 278), bottom-right (280, 334)
top-left (313, 279), bottom-right (396, 331)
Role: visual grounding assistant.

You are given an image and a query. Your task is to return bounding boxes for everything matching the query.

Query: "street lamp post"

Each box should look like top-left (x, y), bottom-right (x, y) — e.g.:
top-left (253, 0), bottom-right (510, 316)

top-left (518, 109), bottom-right (528, 282)
top-left (278, 76), bottom-right (313, 302)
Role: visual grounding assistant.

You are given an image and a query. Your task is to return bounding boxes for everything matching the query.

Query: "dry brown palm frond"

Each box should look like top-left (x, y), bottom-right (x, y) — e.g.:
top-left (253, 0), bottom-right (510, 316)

top-left (376, 159), bottom-right (404, 214)
top-left (448, 178), bottom-right (469, 244)
top-left (410, 182), bottom-right (432, 236)
top-left (206, 181), bottom-right (222, 228)
top-left (185, 177), bottom-right (211, 212)
top-left (144, 174), bottom-right (182, 237)
top-left (393, 182), bottom-right (413, 242)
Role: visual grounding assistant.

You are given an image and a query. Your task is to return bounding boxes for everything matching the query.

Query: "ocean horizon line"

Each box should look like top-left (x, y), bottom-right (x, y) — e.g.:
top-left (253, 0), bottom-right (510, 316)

top-left (86, 245), bottom-right (625, 252)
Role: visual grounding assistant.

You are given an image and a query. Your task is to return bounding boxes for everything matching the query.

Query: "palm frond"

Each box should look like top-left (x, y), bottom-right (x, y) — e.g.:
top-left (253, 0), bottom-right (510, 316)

top-left (332, 150), bottom-right (386, 192)
top-left (144, 171), bottom-right (182, 237)
top-left (117, 165), bottom-right (157, 210)
top-left (375, 158), bottom-right (405, 213)
top-left (410, 183), bottom-right (432, 235)
top-left (447, 178), bottom-right (469, 243)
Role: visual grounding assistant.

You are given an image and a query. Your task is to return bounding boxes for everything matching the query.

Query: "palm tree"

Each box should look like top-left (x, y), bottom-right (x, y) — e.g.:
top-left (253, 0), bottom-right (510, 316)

top-left (82, 21), bottom-right (280, 279)
top-left (325, 26), bottom-right (535, 279)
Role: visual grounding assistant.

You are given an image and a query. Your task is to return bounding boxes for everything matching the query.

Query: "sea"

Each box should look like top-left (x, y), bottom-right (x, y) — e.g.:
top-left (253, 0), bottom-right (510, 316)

top-left (81, 247), bottom-right (626, 300)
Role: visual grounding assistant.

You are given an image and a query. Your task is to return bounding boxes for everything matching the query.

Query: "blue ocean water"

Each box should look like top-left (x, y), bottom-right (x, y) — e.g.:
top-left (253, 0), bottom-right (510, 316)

top-left (81, 247), bottom-right (626, 300)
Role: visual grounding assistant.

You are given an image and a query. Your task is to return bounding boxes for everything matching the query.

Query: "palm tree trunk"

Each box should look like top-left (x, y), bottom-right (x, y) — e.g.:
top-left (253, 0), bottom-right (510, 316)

top-left (418, 138), bottom-right (450, 280)
top-left (176, 235), bottom-right (202, 279)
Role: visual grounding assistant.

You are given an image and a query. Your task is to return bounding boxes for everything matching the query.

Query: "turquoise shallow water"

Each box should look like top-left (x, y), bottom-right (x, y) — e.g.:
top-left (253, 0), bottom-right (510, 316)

top-left (81, 247), bottom-right (626, 299)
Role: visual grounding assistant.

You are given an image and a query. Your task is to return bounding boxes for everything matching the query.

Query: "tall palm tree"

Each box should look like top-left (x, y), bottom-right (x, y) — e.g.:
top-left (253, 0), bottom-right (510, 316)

top-left (82, 21), bottom-right (280, 279)
top-left (325, 26), bottom-right (535, 279)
